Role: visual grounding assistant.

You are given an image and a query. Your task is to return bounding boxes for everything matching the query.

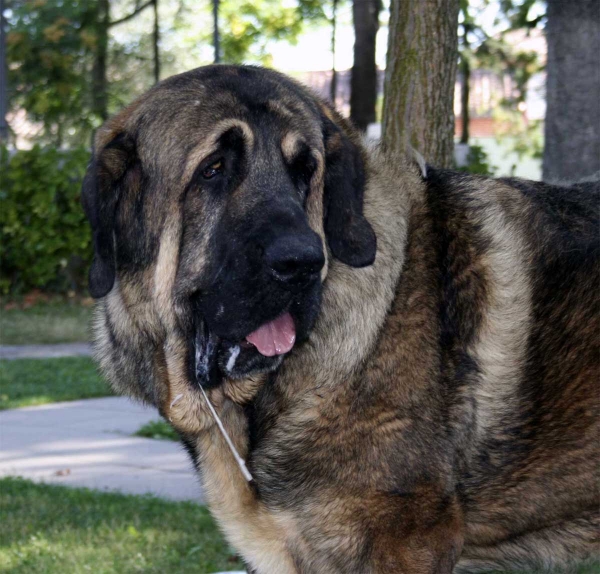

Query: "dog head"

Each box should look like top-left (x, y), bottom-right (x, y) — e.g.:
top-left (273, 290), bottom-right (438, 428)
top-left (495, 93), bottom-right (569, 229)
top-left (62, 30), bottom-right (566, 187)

top-left (83, 65), bottom-right (376, 402)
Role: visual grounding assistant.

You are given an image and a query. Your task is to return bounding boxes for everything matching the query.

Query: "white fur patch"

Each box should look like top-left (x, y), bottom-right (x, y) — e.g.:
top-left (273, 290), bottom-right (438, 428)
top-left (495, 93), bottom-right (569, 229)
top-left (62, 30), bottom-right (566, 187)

top-left (411, 148), bottom-right (428, 179)
top-left (226, 345), bottom-right (241, 373)
top-left (169, 393), bottom-right (184, 409)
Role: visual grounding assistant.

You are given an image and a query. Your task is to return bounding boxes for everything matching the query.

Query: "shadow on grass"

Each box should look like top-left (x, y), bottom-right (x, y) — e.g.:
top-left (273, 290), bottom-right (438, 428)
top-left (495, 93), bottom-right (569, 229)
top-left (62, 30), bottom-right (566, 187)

top-left (0, 300), bottom-right (93, 346)
top-left (134, 419), bottom-right (179, 442)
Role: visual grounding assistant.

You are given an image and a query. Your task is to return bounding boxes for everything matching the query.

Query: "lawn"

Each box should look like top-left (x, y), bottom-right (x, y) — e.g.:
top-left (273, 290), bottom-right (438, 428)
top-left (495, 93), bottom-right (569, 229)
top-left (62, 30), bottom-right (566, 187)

top-left (135, 419), bottom-right (180, 441)
top-left (0, 477), bottom-right (242, 574)
top-left (0, 357), bottom-right (111, 410)
top-left (0, 300), bottom-right (92, 345)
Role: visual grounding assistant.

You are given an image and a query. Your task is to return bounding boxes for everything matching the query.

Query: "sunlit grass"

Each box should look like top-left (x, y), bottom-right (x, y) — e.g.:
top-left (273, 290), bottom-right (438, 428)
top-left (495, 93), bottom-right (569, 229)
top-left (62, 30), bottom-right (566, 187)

top-left (0, 357), bottom-right (110, 410)
top-left (0, 477), bottom-right (242, 573)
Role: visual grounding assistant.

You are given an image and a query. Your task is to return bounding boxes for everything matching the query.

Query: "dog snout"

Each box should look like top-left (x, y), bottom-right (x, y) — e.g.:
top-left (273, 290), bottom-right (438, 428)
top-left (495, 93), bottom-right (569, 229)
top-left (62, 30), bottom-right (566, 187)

top-left (265, 232), bottom-right (324, 286)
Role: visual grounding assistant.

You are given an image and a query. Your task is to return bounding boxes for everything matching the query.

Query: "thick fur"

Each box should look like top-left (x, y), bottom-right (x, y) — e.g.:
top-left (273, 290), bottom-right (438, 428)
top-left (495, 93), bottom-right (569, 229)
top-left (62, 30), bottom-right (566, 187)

top-left (83, 65), bottom-right (600, 573)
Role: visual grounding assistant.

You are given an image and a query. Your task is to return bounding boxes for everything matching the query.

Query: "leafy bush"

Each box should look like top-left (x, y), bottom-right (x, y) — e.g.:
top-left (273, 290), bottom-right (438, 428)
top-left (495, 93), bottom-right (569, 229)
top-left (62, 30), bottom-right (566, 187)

top-left (0, 146), bottom-right (92, 295)
top-left (456, 143), bottom-right (497, 176)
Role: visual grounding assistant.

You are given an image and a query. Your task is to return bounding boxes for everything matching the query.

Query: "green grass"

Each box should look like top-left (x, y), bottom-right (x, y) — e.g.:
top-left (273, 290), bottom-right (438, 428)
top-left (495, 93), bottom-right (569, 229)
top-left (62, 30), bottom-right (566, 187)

top-left (134, 419), bottom-right (180, 442)
top-left (1, 478), bottom-right (595, 574)
top-left (0, 301), bottom-right (92, 345)
top-left (0, 357), bottom-right (111, 410)
top-left (0, 477), bottom-right (242, 574)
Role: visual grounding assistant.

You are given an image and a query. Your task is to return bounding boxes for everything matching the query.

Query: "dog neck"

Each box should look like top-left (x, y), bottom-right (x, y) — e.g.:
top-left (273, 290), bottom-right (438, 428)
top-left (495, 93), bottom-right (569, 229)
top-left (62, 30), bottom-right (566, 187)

top-left (274, 148), bottom-right (421, 394)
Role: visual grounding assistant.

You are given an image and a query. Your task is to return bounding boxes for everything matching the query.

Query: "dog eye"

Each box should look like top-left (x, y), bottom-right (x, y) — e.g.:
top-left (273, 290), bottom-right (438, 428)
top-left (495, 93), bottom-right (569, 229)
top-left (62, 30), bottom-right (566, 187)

top-left (290, 152), bottom-right (316, 191)
top-left (202, 160), bottom-right (223, 179)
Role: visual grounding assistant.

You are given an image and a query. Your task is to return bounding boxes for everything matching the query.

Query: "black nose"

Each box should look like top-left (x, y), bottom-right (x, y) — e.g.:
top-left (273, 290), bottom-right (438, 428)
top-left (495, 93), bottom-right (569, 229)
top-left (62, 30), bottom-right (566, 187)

top-left (265, 233), bottom-right (325, 285)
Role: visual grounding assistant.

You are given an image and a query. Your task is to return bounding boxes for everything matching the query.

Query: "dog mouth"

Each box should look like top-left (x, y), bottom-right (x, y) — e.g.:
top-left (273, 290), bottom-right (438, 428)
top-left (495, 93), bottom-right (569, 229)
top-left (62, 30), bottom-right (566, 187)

top-left (193, 311), bottom-right (297, 388)
top-left (245, 312), bottom-right (296, 356)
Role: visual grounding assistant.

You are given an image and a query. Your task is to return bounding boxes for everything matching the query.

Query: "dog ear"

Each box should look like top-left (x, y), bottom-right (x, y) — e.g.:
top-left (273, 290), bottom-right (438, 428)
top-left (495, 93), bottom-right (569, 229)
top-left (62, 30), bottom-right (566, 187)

top-left (321, 113), bottom-right (377, 267)
top-left (82, 132), bottom-right (137, 298)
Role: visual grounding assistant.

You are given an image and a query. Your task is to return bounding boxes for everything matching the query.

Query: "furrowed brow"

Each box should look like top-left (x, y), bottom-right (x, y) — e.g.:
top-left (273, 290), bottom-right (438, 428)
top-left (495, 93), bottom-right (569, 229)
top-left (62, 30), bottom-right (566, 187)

top-left (184, 119), bottom-right (254, 185)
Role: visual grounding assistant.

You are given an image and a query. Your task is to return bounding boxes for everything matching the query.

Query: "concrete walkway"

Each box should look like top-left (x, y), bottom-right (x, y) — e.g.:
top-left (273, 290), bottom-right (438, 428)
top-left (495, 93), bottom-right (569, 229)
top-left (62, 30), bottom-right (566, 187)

top-left (0, 396), bottom-right (203, 502)
top-left (0, 343), bottom-right (92, 360)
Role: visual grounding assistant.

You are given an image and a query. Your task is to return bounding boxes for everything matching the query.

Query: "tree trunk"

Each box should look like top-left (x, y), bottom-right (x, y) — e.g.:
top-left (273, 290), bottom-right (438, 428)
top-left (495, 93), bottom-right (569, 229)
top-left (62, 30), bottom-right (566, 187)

top-left (459, 58), bottom-right (470, 144)
top-left (92, 0), bottom-right (109, 121)
top-left (543, 0), bottom-right (600, 183)
top-left (382, 0), bottom-right (460, 168)
top-left (152, 0), bottom-right (160, 83)
top-left (350, 0), bottom-right (380, 132)
top-left (0, 0), bottom-right (8, 143)
top-left (330, 0), bottom-right (338, 104)
top-left (213, 0), bottom-right (220, 64)
top-left (459, 20), bottom-right (470, 144)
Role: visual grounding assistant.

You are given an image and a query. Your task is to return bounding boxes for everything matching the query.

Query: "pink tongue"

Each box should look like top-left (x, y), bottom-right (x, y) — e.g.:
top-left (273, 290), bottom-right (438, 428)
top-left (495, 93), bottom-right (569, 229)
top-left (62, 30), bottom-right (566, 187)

top-left (246, 312), bottom-right (296, 357)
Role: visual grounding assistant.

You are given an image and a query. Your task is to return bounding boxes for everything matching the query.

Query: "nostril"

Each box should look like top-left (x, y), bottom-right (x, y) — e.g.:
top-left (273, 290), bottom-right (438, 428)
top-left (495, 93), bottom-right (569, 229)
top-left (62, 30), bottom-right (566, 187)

top-left (272, 259), bottom-right (302, 277)
top-left (265, 235), bottom-right (325, 284)
top-left (271, 256), bottom-right (322, 279)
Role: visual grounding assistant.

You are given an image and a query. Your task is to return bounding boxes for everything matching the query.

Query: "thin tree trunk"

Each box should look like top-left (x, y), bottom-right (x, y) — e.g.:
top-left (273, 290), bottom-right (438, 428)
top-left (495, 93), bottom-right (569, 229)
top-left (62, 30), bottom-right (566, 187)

top-left (0, 0), bottom-right (8, 143)
top-left (543, 0), bottom-right (600, 183)
top-left (350, 0), bottom-right (381, 132)
top-left (213, 0), bottom-right (220, 64)
top-left (92, 0), bottom-right (109, 121)
top-left (382, 0), bottom-right (460, 168)
top-left (152, 0), bottom-right (160, 83)
top-left (330, 0), bottom-right (338, 104)
top-left (459, 59), bottom-right (470, 144)
top-left (459, 22), bottom-right (470, 144)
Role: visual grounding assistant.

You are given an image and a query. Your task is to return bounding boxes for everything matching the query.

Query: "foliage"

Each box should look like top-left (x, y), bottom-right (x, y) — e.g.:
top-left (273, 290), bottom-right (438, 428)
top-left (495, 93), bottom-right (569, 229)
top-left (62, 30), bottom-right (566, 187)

top-left (0, 146), bottom-right (92, 295)
top-left (135, 419), bottom-right (180, 441)
top-left (0, 477), bottom-right (242, 573)
top-left (5, 0), bottom-right (331, 145)
top-left (5, 0), bottom-right (162, 146)
top-left (494, 108), bottom-right (544, 168)
top-left (484, 2), bottom-right (545, 166)
top-left (456, 0), bottom-right (545, 166)
top-left (0, 299), bottom-right (93, 344)
top-left (0, 357), bottom-right (110, 410)
top-left (456, 143), bottom-right (496, 176)
top-left (499, 0), bottom-right (546, 30)
top-left (218, 0), bottom-right (328, 65)
top-left (5, 0), bottom-right (101, 146)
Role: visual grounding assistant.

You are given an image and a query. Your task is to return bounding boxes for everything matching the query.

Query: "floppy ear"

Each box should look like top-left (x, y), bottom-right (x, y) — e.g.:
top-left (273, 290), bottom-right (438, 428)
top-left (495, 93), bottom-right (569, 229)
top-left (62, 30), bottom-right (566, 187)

top-left (321, 114), bottom-right (377, 267)
top-left (81, 133), bottom-right (137, 298)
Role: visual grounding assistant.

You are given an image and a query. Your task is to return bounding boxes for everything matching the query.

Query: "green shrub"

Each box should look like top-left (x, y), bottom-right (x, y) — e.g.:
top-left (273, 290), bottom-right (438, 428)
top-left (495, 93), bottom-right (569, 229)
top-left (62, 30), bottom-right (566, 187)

top-left (457, 144), bottom-right (497, 176)
top-left (0, 146), bottom-right (92, 294)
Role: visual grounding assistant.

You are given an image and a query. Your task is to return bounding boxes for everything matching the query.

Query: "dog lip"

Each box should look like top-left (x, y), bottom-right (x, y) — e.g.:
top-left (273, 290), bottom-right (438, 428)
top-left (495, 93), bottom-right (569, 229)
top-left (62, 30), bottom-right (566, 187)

top-left (193, 318), bottom-right (221, 388)
top-left (192, 308), bottom-right (290, 386)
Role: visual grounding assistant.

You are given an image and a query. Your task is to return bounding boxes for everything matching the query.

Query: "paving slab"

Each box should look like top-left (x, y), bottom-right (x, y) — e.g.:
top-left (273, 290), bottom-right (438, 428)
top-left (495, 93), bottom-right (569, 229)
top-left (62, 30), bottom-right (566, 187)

top-left (0, 343), bottom-right (92, 360)
top-left (0, 397), bottom-right (203, 502)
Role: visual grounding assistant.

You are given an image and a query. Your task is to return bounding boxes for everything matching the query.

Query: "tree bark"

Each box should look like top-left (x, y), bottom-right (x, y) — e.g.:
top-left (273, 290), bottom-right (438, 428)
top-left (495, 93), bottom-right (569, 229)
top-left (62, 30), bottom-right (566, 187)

top-left (92, 0), bottom-right (110, 121)
top-left (459, 58), bottom-right (470, 144)
top-left (330, 0), bottom-right (338, 104)
top-left (350, 0), bottom-right (381, 132)
top-left (382, 0), bottom-right (460, 168)
top-left (213, 0), bottom-right (220, 64)
top-left (459, 19), bottom-right (471, 144)
top-left (543, 0), bottom-right (600, 183)
top-left (152, 0), bottom-right (160, 83)
top-left (0, 0), bottom-right (8, 143)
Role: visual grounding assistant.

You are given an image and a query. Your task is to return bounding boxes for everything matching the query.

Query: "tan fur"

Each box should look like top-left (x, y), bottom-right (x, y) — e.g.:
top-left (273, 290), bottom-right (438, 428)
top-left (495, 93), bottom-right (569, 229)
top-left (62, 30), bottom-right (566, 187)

top-left (281, 131), bottom-right (302, 161)
top-left (465, 181), bottom-right (532, 438)
top-left (86, 66), bottom-right (599, 574)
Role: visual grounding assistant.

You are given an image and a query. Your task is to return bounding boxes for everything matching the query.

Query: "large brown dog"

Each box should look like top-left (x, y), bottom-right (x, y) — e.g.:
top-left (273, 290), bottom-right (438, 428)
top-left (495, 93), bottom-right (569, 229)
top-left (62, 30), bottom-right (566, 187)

top-left (82, 65), bottom-right (599, 573)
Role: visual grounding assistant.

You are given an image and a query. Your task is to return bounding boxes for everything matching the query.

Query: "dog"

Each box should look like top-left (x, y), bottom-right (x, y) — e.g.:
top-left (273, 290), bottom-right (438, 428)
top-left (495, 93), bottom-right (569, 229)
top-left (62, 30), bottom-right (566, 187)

top-left (82, 65), bottom-right (599, 573)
